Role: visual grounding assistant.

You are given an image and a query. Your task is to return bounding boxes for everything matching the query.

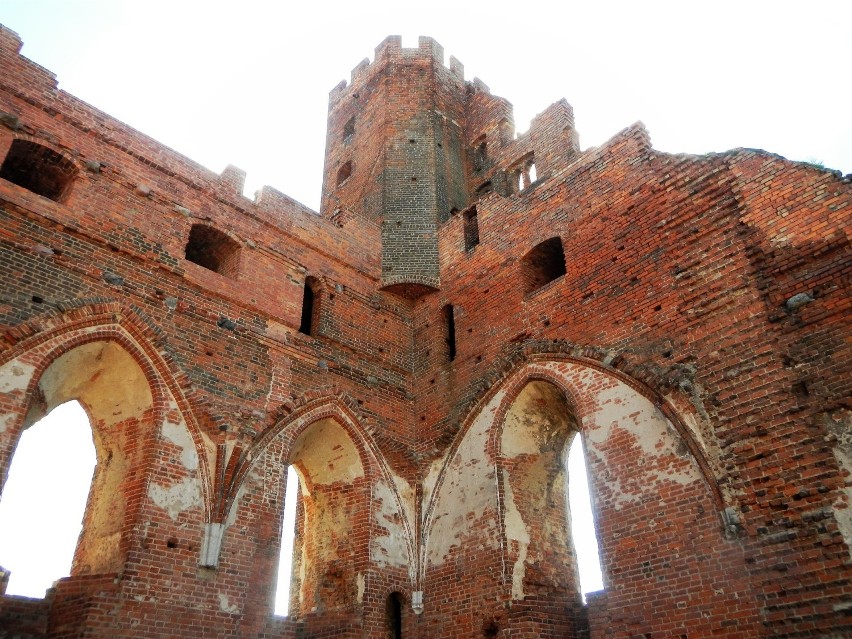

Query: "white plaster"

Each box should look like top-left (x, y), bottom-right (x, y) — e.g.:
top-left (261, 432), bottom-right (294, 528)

top-left (148, 476), bottom-right (202, 521)
top-left (356, 572), bottom-right (365, 604)
top-left (501, 470), bottom-right (529, 600)
top-left (218, 592), bottom-right (240, 614)
top-left (161, 418), bottom-right (199, 472)
top-left (0, 360), bottom-right (35, 394)
top-left (370, 479), bottom-right (411, 568)
top-left (425, 389), bottom-right (503, 565)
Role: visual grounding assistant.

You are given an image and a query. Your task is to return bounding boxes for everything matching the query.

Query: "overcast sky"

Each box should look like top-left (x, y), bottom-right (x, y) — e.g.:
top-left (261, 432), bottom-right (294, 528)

top-left (2, 1), bottom-right (850, 211)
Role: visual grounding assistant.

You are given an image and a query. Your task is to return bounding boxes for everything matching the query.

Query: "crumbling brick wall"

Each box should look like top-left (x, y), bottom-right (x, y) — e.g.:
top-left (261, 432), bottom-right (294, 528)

top-left (0, 25), bottom-right (849, 639)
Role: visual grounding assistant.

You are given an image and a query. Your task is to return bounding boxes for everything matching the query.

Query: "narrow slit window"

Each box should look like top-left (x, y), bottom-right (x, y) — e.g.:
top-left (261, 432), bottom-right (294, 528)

top-left (472, 136), bottom-right (487, 172)
top-left (0, 139), bottom-right (77, 202)
top-left (567, 434), bottom-right (604, 599)
top-left (0, 401), bottom-right (96, 598)
top-left (463, 207), bottom-right (480, 252)
top-left (184, 224), bottom-right (241, 278)
top-left (299, 277), bottom-right (320, 336)
top-left (520, 236), bottom-right (566, 295)
top-left (443, 304), bottom-right (456, 361)
top-left (273, 465), bottom-right (301, 616)
top-left (343, 116), bottom-right (355, 141)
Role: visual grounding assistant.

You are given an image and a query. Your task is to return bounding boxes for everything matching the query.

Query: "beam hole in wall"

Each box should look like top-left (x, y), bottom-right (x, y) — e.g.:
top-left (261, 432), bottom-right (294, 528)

top-left (521, 237), bottom-right (566, 295)
top-left (0, 401), bottom-right (95, 598)
top-left (0, 139), bottom-right (78, 202)
top-left (184, 224), bottom-right (241, 278)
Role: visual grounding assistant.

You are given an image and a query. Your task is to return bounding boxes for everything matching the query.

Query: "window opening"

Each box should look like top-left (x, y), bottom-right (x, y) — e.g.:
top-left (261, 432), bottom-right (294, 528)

top-left (463, 207), bottom-right (480, 252)
top-left (184, 224), bottom-right (241, 278)
top-left (337, 161), bottom-right (352, 185)
top-left (273, 465), bottom-right (300, 616)
top-left (513, 155), bottom-right (537, 192)
top-left (472, 136), bottom-right (487, 172)
top-left (520, 236), bottom-right (566, 294)
top-left (0, 401), bottom-right (96, 597)
top-left (567, 434), bottom-right (604, 600)
top-left (299, 277), bottom-right (319, 336)
top-left (342, 116), bottom-right (355, 141)
top-left (0, 139), bottom-right (77, 202)
top-left (443, 304), bottom-right (456, 361)
top-left (386, 592), bottom-right (403, 639)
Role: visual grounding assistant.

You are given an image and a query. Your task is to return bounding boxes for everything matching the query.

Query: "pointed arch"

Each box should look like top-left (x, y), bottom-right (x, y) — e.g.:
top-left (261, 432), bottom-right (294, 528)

top-left (0, 301), bottom-right (214, 520)
top-left (218, 395), bottom-right (417, 592)
top-left (420, 355), bottom-right (728, 589)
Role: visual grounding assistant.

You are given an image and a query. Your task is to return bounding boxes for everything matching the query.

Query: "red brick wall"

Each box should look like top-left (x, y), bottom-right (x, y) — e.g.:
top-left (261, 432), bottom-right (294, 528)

top-left (0, 24), bottom-right (850, 638)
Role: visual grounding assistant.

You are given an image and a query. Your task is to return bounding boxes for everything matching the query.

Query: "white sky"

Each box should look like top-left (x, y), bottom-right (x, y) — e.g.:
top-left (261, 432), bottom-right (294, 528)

top-left (1, 0), bottom-right (850, 211)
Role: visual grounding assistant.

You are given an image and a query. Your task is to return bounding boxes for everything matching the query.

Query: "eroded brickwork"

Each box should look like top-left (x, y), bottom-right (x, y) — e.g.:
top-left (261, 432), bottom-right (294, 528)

top-left (0, 25), bottom-right (849, 638)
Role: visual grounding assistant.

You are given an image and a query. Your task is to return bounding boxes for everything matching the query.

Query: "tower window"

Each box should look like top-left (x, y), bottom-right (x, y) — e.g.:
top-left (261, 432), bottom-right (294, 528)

top-left (184, 224), bottom-right (241, 278)
top-left (343, 116), bottom-right (355, 142)
top-left (472, 136), bottom-right (487, 172)
top-left (0, 139), bottom-right (77, 202)
top-left (443, 304), bottom-right (456, 361)
top-left (521, 237), bottom-right (566, 295)
top-left (337, 161), bottom-right (352, 186)
top-left (463, 207), bottom-right (480, 252)
top-left (513, 154), bottom-right (537, 192)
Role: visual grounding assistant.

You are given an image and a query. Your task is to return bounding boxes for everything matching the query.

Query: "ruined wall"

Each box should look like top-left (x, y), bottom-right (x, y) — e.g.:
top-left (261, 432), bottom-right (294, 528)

top-left (0, 25), bottom-right (850, 639)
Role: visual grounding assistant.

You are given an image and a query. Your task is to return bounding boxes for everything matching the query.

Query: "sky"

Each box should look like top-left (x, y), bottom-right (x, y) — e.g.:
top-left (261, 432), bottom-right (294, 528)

top-left (0, 0), bottom-right (845, 604)
top-left (1, 1), bottom-right (850, 211)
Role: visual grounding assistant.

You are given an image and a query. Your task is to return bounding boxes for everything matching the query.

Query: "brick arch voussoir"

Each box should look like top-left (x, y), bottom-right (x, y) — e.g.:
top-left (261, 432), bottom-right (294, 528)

top-left (0, 299), bottom-right (214, 519)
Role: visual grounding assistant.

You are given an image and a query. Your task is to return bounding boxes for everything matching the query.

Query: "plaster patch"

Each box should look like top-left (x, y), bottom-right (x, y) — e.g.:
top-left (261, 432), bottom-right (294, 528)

top-left (425, 388), bottom-right (503, 565)
top-left (502, 470), bottom-right (529, 600)
top-left (356, 572), bottom-right (365, 604)
top-left (148, 476), bottom-right (201, 521)
top-left (0, 360), bottom-right (35, 394)
top-left (218, 593), bottom-right (240, 614)
top-left (371, 479), bottom-right (411, 568)
top-left (161, 419), bottom-right (199, 471)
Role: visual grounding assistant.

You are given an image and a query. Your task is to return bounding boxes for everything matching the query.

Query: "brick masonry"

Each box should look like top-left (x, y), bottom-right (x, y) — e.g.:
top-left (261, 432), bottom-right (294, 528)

top-left (0, 25), bottom-right (850, 638)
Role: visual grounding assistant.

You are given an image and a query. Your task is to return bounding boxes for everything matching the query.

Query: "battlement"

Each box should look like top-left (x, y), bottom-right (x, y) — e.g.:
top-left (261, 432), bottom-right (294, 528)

top-left (329, 36), bottom-right (465, 109)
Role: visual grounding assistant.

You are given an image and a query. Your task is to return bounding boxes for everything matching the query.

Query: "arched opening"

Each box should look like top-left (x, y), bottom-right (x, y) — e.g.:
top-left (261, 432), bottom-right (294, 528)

top-left (0, 401), bottom-right (95, 597)
top-left (184, 224), bottom-right (241, 278)
top-left (520, 237), bottom-right (566, 295)
top-left (386, 591), bottom-right (403, 639)
top-left (273, 418), bottom-right (366, 616)
top-left (0, 341), bottom-right (155, 583)
top-left (501, 380), bottom-right (604, 603)
top-left (0, 139), bottom-right (77, 202)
